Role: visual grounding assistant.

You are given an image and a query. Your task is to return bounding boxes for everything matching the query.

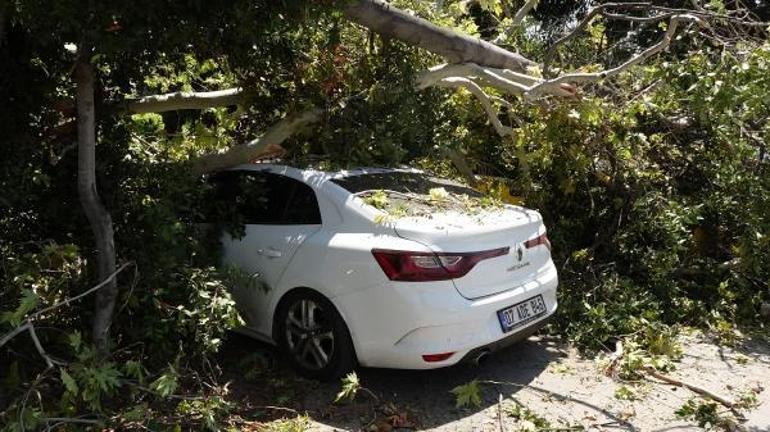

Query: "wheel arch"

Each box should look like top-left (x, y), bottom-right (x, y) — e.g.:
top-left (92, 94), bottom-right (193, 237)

top-left (271, 286), bottom-right (358, 361)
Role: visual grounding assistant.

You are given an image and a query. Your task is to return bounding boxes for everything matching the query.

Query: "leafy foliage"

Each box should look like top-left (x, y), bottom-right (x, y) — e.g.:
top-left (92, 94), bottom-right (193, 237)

top-left (1, 0), bottom-right (769, 429)
top-left (450, 380), bottom-right (482, 408)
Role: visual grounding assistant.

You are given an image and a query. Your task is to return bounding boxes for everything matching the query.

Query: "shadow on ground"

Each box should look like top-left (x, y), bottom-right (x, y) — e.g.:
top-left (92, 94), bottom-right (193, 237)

top-left (218, 332), bottom-right (638, 430)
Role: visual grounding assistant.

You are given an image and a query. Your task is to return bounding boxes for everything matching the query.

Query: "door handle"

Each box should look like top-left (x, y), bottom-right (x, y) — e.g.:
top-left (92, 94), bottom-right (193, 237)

top-left (262, 248), bottom-right (282, 258)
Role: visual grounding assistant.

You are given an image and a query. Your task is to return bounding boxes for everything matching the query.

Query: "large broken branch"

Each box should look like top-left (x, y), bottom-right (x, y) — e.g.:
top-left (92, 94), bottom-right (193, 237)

top-left (343, 0), bottom-right (533, 72)
top-left (126, 88), bottom-right (243, 113)
top-left (189, 108), bottom-right (322, 175)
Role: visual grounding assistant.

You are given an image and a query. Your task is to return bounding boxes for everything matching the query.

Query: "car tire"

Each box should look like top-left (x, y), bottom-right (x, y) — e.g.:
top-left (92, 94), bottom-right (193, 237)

top-left (274, 289), bottom-right (356, 381)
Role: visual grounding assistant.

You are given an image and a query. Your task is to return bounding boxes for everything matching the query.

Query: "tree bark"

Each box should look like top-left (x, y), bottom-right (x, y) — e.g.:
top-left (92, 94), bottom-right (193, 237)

top-left (189, 108), bottom-right (322, 175)
top-left (126, 88), bottom-right (243, 113)
top-left (343, 0), bottom-right (534, 72)
top-left (75, 56), bottom-right (118, 355)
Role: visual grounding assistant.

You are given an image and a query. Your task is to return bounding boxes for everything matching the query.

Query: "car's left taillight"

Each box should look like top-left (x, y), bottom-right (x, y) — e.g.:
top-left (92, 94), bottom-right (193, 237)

top-left (371, 247), bottom-right (509, 282)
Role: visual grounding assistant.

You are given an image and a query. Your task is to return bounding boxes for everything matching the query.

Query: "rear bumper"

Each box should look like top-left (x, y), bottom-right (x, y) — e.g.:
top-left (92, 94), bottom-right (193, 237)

top-left (333, 260), bottom-right (558, 369)
top-left (459, 314), bottom-right (552, 364)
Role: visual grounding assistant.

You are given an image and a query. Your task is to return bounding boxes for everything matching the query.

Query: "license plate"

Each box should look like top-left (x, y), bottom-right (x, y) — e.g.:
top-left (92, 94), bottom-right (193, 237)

top-left (497, 295), bottom-right (547, 333)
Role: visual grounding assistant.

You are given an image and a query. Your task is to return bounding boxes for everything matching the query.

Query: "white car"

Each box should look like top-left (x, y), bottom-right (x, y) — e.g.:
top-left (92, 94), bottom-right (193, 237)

top-left (207, 164), bottom-right (558, 379)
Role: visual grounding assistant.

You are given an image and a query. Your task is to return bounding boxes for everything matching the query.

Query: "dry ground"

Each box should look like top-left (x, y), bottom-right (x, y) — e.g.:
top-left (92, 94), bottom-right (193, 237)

top-left (224, 331), bottom-right (770, 431)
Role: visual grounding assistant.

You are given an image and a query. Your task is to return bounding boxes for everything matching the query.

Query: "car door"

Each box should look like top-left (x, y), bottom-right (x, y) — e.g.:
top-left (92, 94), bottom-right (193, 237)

top-left (212, 170), bottom-right (323, 334)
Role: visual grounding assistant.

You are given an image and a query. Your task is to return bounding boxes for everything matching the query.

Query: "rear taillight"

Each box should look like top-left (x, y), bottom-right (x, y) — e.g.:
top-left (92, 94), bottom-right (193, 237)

top-left (371, 247), bottom-right (509, 282)
top-left (524, 233), bottom-right (551, 251)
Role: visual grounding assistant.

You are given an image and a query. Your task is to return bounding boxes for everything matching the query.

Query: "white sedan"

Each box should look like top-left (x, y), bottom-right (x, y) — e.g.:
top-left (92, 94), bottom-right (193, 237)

top-left (207, 164), bottom-right (558, 380)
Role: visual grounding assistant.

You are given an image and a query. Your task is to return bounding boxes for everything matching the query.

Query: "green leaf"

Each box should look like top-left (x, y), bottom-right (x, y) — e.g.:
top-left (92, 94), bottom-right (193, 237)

top-left (451, 380), bottom-right (482, 408)
top-left (0, 289), bottom-right (40, 326)
top-left (152, 367), bottom-right (179, 397)
top-left (60, 368), bottom-right (79, 396)
top-left (334, 372), bottom-right (360, 403)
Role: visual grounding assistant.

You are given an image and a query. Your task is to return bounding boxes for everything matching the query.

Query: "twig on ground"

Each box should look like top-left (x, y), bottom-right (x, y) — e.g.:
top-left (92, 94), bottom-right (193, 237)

top-left (643, 367), bottom-right (742, 419)
top-left (498, 393), bottom-right (505, 432)
top-left (254, 405), bottom-right (299, 415)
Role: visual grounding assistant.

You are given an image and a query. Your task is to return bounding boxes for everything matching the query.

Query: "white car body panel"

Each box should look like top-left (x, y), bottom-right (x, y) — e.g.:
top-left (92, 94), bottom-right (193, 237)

top-left (218, 163), bottom-right (559, 369)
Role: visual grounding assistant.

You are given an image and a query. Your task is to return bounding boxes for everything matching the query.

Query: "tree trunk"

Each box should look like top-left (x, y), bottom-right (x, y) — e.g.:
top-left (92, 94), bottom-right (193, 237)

top-left (75, 56), bottom-right (118, 355)
top-left (344, 0), bottom-right (534, 72)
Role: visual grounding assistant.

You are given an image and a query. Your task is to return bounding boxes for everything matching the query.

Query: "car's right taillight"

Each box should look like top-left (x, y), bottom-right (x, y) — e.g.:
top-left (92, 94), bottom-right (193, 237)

top-left (371, 247), bottom-right (509, 282)
top-left (524, 233), bottom-right (551, 251)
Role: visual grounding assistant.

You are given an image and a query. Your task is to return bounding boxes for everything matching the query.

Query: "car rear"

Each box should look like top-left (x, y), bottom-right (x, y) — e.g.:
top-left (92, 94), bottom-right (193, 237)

top-left (327, 170), bottom-right (558, 369)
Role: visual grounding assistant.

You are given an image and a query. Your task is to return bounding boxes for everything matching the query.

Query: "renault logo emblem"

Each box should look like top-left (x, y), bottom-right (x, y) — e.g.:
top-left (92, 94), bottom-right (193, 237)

top-left (516, 246), bottom-right (523, 262)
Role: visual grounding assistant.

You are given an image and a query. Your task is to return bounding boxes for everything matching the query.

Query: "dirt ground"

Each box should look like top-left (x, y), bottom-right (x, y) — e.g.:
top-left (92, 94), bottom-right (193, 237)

top-left (224, 331), bottom-right (770, 431)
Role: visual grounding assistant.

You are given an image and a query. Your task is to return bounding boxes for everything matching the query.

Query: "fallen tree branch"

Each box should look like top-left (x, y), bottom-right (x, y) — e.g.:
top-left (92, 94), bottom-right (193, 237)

top-left (189, 108), bottom-right (322, 175)
top-left (125, 88), bottom-right (243, 113)
top-left (643, 367), bottom-right (738, 410)
top-left (343, 0), bottom-right (533, 72)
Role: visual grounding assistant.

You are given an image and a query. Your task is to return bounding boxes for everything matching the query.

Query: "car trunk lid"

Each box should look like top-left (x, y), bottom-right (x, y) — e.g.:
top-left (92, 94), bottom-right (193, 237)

top-left (393, 206), bottom-right (550, 299)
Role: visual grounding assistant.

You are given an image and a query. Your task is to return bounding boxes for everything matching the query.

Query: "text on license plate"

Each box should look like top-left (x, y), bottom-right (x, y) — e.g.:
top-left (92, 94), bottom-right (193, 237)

top-left (497, 294), bottom-right (547, 333)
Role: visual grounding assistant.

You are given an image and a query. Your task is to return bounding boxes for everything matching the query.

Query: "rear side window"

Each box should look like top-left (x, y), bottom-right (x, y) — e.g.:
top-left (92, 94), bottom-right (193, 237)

top-left (207, 170), bottom-right (321, 225)
top-left (331, 171), bottom-right (482, 197)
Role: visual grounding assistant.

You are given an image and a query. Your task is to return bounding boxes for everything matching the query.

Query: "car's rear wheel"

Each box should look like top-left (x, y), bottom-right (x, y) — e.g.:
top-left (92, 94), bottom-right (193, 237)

top-left (275, 289), bottom-right (355, 381)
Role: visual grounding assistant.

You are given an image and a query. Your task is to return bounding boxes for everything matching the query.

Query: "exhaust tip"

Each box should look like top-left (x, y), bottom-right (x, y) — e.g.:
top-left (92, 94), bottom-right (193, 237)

top-left (473, 350), bottom-right (491, 366)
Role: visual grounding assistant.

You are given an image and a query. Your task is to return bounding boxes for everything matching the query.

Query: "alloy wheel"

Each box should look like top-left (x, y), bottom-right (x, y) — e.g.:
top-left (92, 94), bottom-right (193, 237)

top-left (284, 299), bottom-right (335, 370)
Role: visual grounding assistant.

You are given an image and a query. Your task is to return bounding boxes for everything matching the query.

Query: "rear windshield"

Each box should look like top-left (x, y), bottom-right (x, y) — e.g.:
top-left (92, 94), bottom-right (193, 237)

top-left (331, 172), bottom-right (482, 197)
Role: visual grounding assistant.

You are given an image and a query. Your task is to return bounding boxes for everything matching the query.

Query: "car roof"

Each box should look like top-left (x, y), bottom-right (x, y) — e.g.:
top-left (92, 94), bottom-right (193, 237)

top-left (226, 163), bottom-right (423, 181)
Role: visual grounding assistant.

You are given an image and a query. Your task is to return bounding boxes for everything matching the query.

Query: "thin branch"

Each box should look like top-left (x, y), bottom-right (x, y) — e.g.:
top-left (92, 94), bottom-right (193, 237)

top-left (497, 393), bottom-right (504, 432)
top-left (512, 0), bottom-right (539, 26)
top-left (528, 14), bottom-right (704, 99)
top-left (0, 262), bottom-right (134, 367)
top-left (0, 322), bottom-right (30, 348)
top-left (29, 262), bottom-right (134, 321)
top-left (543, 2), bottom-right (767, 75)
top-left (493, 0), bottom-right (539, 44)
top-left (544, 2), bottom-right (653, 74)
top-left (125, 88), bottom-right (243, 113)
top-left (433, 77), bottom-right (512, 137)
top-left (27, 323), bottom-right (64, 369)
